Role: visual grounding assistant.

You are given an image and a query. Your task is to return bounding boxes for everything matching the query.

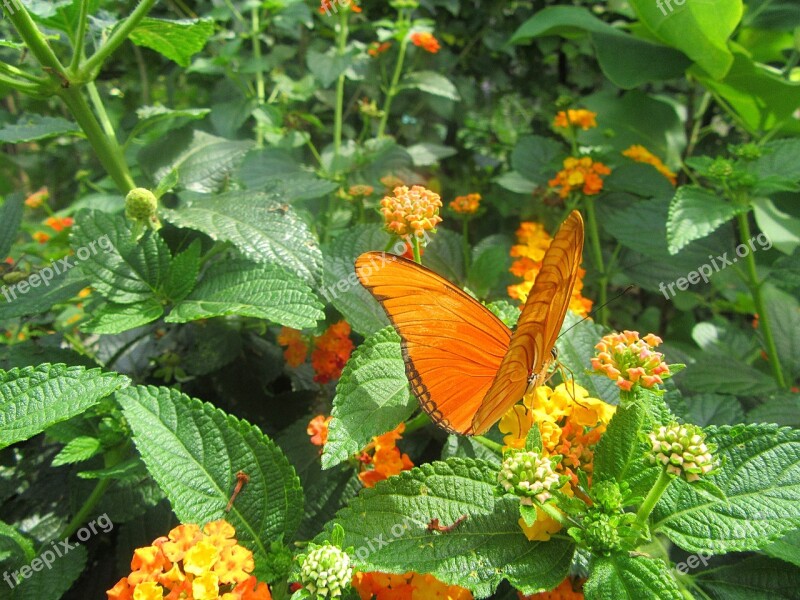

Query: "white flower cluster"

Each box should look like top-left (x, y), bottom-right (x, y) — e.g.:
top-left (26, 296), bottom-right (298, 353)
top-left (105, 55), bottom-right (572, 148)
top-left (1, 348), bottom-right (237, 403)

top-left (648, 424), bottom-right (716, 482)
top-left (299, 544), bottom-right (353, 598)
top-left (498, 451), bottom-right (561, 504)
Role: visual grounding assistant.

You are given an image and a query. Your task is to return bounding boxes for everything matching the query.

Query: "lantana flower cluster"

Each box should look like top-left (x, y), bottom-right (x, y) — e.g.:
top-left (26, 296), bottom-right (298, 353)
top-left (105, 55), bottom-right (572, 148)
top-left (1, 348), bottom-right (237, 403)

top-left (591, 331), bottom-right (670, 391)
top-left (296, 544), bottom-right (353, 598)
top-left (410, 32), bottom-right (440, 53)
top-left (507, 221), bottom-right (593, 317)
top-left (449, 193), bottom-right (482, 215)
top-left (548, 157), bottom-right (611, 199)
top-left (107, 520), bottom-right (270, 600)
top-left (648, 424), bottom-right (717, 482)
top-left (498, 450), bottom-right (563, 505)
top-left (380, 185), bottom-right (442, 240)
top-left (519, 578), bottom-right (585, 599)
top-left (622, 145), bottom-right (677, 185)
top-left (352, 571), bottom-right (473, 600)
top-left (553, 109), bottom-right (597, 131)
top-left (277, 321), bottom-right (354, 384)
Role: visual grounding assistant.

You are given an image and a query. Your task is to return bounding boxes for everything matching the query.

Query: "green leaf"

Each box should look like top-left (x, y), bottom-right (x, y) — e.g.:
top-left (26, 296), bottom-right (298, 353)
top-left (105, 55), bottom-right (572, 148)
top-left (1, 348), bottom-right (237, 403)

top-left (51, 435), bottom-right (102, 466)
top-left (0, 114), bottom-right (80, 143)
top-left (71, 209), bottom-right (171, 304)
top-left (406, 143), bottom-right (457, 167)
top-left (9, 541), bottom-right (87, 600)
top-left (510, 135), bottom-right (563, 185)
top-left (424, 228), bottom-right (465, 284)
top-left (166, 259), bottom-right (323, 328)
top-left (163, 192), bottom-right (322, 285)
top-left (753, 197), bottom-right (800, 255)
top-left (322, 327), bottom-right (416, 469)
top-left (487, 300), bottom-right (520, 329)
top-left (525, 425), bottom-right (543, 452)
top-left (678, 355), bottom-right (779, 396)
top-left (441, 435), bottom-right (502, 467)
top-left (748, 393), bottom-right (800, 427)
top-left (667, 186), bottom-right (743, 254)
top-left (0, 266), bottom-right (89, 321)
top-left (763, 530), bottom-right (800, 568)
top-left (117, 386), bottom-right (304, 577)
top-left (630, 0), bottom-right (743, 79)
top-left (139, 129), bottom-right (254, 194)
top-left (401, 71), bottom-right (461, 101)
top-left (762, 284), bottom-right (800, 382)
top-left (81, 299), bottom-right (164, 334)
top-left (329, 459), bottom-right (574, 596)
top-left (584, 554), bottom-right (683, 600)
top-left (129, 17), bottom-right (214, 67)
top-left (163, 240), bottom-right (202, 303)
top-left (0, 193), bottom-right (24, 258)
top-left (652, 424), bottom-right (800, 553)
top-left (555, 312), bottom-right (619, 404)
top-left (684, 394), bottom-right (744, 426)
top-left (696, 555), bottom-right (800, 599)
top-left (749, 139), bottom-right (800, 183)
top-left (307, 47), bottom-right (356, 88)
top-left (0, 364), bottom-right (128, 449)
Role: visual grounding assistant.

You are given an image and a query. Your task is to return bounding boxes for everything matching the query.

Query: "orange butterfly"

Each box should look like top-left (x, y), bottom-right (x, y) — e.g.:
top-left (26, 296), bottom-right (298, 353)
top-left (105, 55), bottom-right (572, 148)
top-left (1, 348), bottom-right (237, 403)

top-left (355, 210), bottom-right (585, 435)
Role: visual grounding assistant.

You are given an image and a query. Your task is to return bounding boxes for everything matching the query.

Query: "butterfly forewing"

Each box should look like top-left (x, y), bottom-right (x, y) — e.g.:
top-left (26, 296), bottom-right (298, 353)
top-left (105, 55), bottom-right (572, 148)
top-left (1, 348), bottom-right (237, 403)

top-left (471, 210), bottom-right (584, 434)
top-left (355, 252), bottom-right (512, 434)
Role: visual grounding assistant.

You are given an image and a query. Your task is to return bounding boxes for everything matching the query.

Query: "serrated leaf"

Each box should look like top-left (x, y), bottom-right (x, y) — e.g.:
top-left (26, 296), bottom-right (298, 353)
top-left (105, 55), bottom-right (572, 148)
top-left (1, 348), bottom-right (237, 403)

top-left (322, 327), bottom-right (416, 469)
top-left (685, 394), bottom-right (744, 426)
top-left (81, 298), bottom-right (164, 334)
top-left (584, 554), bottom-right (683, 600)
top-left (117, 386), bottom-right (304, 577)
top-left (678, 355), bottom-right (779, 396)
top-left (71, 210), bottom-right (171, 304)
top-left (763, 530), bottom-right (800, 568)
top-left (525, 425), bottom-right (543, 452)
top-left (163, 240), bottom-right (201, 302)
top-left (441, 435), bottom-right (502, 466)
top-left (0, 193), bottom-right (24, 258)
top-left (652, 424), bottom-right (800, 553)
top-left (400, 71), bottom-right (461, 101)
top-left (166, 260), bottom-right (323, 328)
top-left (329, 459), bottom-right (574, 597)
top-left (696, 555), bottom-right (800, 599)
top-left (0, 268), bottom-right (89, 321)
top-left (667, 186), bottom-right (743, 254)
top-left (749, 139), bottom-right (800, 184)
top-left (9, 541), bottom-right (87, 600)
top-left (129, 17), bottom-right (214, 67)
top-left (0, 364), bottom-right (128, 449)
top-left (748, 394), bottom-right (800, 427)
top-left (51, 435), bottom-right (102, 466)
top-left (163, 192), bottom-right (322, 284)
top-left (0, 114), bottom-right (80, 143)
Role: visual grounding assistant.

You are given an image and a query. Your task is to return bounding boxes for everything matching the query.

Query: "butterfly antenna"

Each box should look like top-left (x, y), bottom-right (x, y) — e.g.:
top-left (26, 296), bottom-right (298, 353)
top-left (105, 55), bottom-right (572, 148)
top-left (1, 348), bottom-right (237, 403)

top-left (557, 285), bottom-right (634, 340)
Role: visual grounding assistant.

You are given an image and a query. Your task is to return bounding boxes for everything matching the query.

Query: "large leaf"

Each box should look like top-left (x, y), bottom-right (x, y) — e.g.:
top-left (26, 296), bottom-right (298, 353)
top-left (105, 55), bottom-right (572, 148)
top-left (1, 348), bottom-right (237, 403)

top-left (630, 0), bottom-right (743, 79)
top-left (0, 364), bottom-right (128, 449)
top-left (328, 459), bottom-right (575, 597)
top-left (510, 135), bottom-right (563, 185)
top-left (652, 424), bottom-right (800, 553)
top-left (753, 197), bottom-right (800, 255)
top-left (9, 540), bottom-right (87, 600)
top-left (71, 209), bottom-right (171, 304)
top-left (761, 284), bottom-right (800, 383)
top-left (81, 299), bottom-right (165, 335)
top-left (0, 114), bottom-right (80, 143)
top-left (322, 327), bottom-right (416, 469)
top-left (400, 71), bottom-right (460, 101)
top-left (763, 530), bottom-right (800, 568)
top-left (584, 554), bottom-right (683, 600)
top-left (678, 354), bottom-right (779, 396)
top-left (129, 17), bottom-right (214, 67)
top-left (667, 186), bottom-right (743, 254)
top-left (117, 386), bottom-right (304, 578)
top-left (0, 268), bottom-right (89, 321)
top-left (166, 260), bottom-right (323, 328)
top-left (696, 555), bottom-right (800, 600)
top-left (164, 192), bottom-right (322, 284)
top-left (0, 193), bottom-right (24, 258)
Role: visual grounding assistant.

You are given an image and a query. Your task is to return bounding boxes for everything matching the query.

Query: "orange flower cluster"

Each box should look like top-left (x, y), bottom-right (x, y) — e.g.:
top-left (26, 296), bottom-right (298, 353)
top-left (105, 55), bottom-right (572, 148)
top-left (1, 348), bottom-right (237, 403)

top-left (548, 157), bottom-right (610, 199)
top-left (380, 185), bottom-right (443, 240)
top-left (410, 32), bottom-right (440, 53)
top-left (507, 221), bottom-right (592, 317)
top-left (308, 415), bottom-right (333, 446)
top-left (45, 216), bottom-right (74, 232)
top-left (591, 331), bottom-right (670, 391)
top-left (368, 42), bottom-right (392, 57)
top-left (519, 578), bottom-right (584, 599)
top-left (107, 520), bottom-right (271, 600)
top-left (499, 383), bottom-right (615, 540)
top-left (319, 0), bottom-right (361, 14)
top-left (32, 231), bottom-right (50, 244)
top-left (277, 327), bottom-right (309, 368)
top-left (622, 145), bottom-right (677, 185)
top-left (278, 322), bottom-right (354, 383)
top-left (311, 321), bottom-right (355, 384)
top-left (358, 423), bottom-right (414, 487)
top-left (553, 109), bottom-right (597, 131)
top-left (349, 184), bottom-right (375, 197)
top-left (449, 193), bottom-right (481, 215)
top-left (380, 175), bottom-right (405, 190)
top-left (353, 571), bottom-right (473, 600)
top-left (24, 186), bottom-right (49, 208)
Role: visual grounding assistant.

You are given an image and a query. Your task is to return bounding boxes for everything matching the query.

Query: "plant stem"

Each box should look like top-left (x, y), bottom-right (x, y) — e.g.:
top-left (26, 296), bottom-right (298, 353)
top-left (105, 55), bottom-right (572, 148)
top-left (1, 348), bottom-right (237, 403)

top-left (474, 435), bottom-right (503, 454)
top-left (636, 468), bottom-right (672, 528)
top-left (404, 411), bottom-right (432, 435)
top-left (333, 9), bottom-right (349, 162)
top-left (411, 235), bottom-right (422, 264)
top-left (86, 81), bottom-right (119, 141)
top-left (584, 196), bottom-right (608, 326)
top-left (377, 13), bottom-right (410, 138)
top-left (69, 0), bottom-right (90, 73)
top-left (0, 69), bottom-right (42, 94)
top-left (736, 212), bottom-right (787, 388)
top-left (461, 218), bottom-right (470, 272)
top-left (251, 6), bottom-right (266, 148)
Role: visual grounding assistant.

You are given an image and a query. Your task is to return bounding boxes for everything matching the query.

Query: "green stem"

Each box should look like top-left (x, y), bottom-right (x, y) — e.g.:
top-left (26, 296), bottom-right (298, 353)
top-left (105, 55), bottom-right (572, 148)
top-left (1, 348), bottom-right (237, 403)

top-left (736, 212), bottom-right (787, 388)
top-left (684, 91), bottom-right (712, 160)
top-left (0, 69), bottom-right (42, 94)
top-left (461, 217), bottom-right (470, 272)
top-left (411, 235), bottom-right (422, 264)
top-left (636, 468), bottom-right (672, 528)
top-left (85, 81), bottom-right (119, 141)
top-left (251, 6), bottom-right (266, 148)
top-left (584, 197), bottom-right (608, 327)
top-left (69, 0), bottom-right (90, 73)
top-left (7, 5), bottom-right (67, 82)
top-left (0, 59), bottom-right (48, 83)
top-left (332, 9), bottom-right (349, 161)
top-left (403, 411), bottom-right (432, 435)
top-left (474, 435), bottom-right (503, 454)
top-left (377, 15), bottom-right (410, 138)
top-left (79, 0), bottom-right (158, 79)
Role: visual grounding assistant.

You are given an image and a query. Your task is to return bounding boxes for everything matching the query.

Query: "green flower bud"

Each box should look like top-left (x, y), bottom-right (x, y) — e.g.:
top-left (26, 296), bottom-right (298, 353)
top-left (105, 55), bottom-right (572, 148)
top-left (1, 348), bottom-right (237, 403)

top-left (125, 188), bottom-right (161, 236)
top-left (648, 424), bottom-right (717, 482)
top-left (591, 480), bottom-right (624, 513)
top-left (583, 513), bottom-right (622, 555)
top-left (729, 143), bottom-right (762, 161)
top-left (298, 544), bottom-right (353, 598)
top-left (707, 157), bottom-right (734, 180)
top-left (498, 450), bottom-right (562, 505)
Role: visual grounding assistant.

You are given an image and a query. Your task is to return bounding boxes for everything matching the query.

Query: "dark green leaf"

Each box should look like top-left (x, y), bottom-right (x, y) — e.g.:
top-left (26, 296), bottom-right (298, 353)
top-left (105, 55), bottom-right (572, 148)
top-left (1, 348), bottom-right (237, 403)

top-left (129, 17), bottom-right (214, 67)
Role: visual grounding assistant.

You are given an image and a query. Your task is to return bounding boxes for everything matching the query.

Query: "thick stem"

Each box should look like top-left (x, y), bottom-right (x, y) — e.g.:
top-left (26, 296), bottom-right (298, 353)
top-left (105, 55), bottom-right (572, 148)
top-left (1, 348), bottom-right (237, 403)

top-left (251, 7), bottom-right (266, 148)
top-left (584, 197), bottom-right (608, 326)
top-left (411, 235), bottom-right (422, 264)
top-left (377, 15), bottom-right (410, 138)
top-left (737, 212), bottom-right (787, 388)
top-left (636, 468), bottom-right (672, 528)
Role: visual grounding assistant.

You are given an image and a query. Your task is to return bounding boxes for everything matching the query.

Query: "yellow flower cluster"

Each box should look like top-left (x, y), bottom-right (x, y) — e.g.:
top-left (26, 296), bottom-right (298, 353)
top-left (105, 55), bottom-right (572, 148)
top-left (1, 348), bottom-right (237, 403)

top-left (449, 193), bottom-right (481, 215)
top-left (553, 109), bottom-right (597, 131)
top-left (107, 520), bottom-right (271, 600)
top-left (499, 383), bottom-right (615, 541)
top-left (622, 145), bottom-right (677, 185)
top-left (352, 571), bottom-right (473, 600)
top-left (507, 221), bottom-right (593, 317)
top-left (548, 157), bottom-right (611, 199)
top-left (380, 185), bottom-right (443, 239)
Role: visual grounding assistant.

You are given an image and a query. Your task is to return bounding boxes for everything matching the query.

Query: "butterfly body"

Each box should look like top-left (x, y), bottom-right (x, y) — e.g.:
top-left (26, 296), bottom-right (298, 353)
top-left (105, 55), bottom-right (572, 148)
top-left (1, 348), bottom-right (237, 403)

top-left (356, 210), bottom-right (584, 435)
